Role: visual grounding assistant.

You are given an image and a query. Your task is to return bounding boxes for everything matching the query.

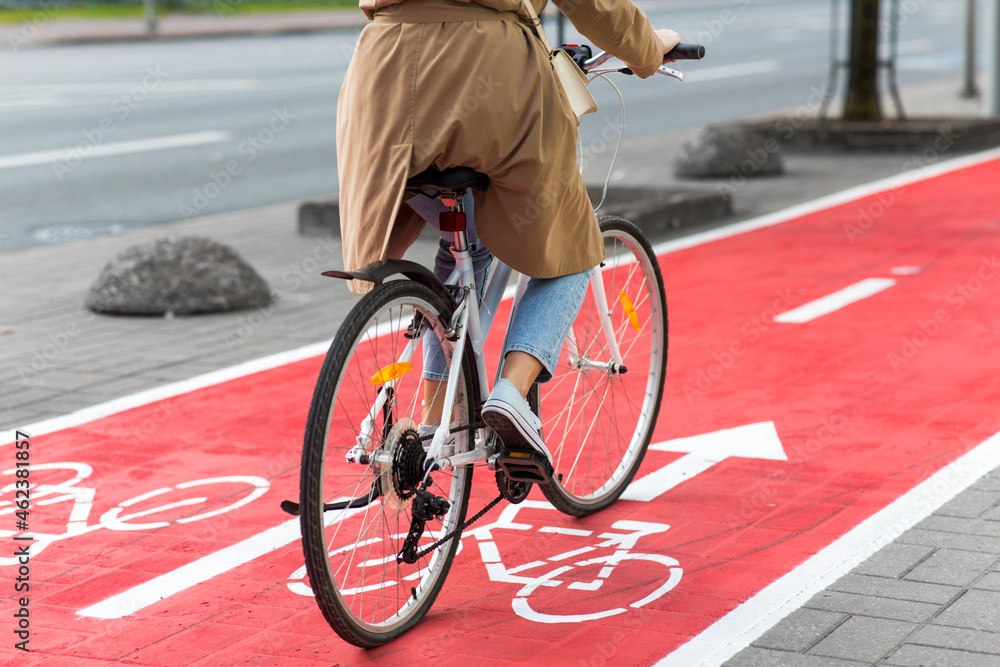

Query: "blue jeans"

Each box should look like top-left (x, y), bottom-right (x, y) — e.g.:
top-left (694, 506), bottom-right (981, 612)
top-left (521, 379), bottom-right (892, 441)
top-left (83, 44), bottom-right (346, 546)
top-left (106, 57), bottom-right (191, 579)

top-left (408, 193), bottom-right (589, 384)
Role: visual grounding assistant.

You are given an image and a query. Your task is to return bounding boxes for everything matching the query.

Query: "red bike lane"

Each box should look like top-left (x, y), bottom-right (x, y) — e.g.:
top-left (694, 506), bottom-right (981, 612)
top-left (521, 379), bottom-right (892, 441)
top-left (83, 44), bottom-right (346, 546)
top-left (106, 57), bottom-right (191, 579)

top-left (3, 153), bottom-right (1000, 666)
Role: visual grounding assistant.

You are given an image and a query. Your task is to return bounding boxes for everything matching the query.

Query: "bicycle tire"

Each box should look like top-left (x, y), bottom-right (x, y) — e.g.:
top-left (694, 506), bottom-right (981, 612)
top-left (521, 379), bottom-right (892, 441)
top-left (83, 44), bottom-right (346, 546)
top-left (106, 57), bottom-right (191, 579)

top-left (537, 216), bottom-right (668, 516)
top-left (300, 280), bottom-right (475, 647)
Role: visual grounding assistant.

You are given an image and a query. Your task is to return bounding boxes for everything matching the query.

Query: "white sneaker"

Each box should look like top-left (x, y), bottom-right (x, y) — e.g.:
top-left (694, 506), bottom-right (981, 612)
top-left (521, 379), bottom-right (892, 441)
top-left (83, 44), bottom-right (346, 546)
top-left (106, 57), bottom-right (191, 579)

top-left (482, 379), bottom-right (552, 461)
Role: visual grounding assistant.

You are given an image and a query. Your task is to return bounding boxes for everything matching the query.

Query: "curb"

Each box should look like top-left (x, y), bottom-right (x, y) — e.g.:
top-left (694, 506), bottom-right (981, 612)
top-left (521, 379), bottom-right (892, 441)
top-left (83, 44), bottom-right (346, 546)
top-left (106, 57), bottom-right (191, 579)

top-left (738, 116), bottom-right (1000, 153)
top-left (298, 187), bottom-right (732, 240)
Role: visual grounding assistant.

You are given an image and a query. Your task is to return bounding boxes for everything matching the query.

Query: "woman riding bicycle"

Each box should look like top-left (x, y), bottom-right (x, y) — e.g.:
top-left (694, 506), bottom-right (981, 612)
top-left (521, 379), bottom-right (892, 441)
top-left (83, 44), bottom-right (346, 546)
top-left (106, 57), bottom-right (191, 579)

top-left (337, 0), bottom-right (680, 460)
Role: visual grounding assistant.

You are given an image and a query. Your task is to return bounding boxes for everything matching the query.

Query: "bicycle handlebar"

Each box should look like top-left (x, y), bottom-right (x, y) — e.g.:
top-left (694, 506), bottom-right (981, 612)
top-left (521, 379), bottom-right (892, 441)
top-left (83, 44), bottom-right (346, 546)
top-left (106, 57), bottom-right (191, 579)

top-left (581, 44), bottom-right (706, 76)
top-left (664, 43), bottom-right (705, 61)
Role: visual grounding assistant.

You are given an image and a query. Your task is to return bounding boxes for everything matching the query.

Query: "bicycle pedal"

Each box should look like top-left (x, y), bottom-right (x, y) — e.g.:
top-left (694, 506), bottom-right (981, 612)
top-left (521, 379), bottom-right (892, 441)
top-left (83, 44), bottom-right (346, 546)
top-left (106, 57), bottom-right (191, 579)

top-left (496, 449), bottom-right (553, 484)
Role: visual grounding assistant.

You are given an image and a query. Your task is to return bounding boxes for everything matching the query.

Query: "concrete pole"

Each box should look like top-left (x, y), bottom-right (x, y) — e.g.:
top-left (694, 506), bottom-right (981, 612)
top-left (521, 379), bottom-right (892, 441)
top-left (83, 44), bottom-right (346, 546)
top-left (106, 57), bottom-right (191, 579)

top-left (988, 0), bottom-right (1000, 115)
top-left (962, 0), bottom-right (979, 97)
top-left (144, 0), bottom-right (158, 34)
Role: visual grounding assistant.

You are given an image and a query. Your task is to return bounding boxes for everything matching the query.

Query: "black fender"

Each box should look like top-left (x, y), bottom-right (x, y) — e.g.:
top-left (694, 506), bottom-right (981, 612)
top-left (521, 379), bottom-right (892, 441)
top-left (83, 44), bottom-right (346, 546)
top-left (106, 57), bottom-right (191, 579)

top-left (324, 260), bottom-right (483, 409)
top-left (323, 260), bottom-right (455, 308)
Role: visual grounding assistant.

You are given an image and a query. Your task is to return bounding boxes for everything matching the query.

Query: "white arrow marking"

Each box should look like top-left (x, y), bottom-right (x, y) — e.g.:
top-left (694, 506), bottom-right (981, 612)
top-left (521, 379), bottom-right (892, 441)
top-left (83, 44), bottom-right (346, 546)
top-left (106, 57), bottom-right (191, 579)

top-left (621, 422), bottom-right (787, 502)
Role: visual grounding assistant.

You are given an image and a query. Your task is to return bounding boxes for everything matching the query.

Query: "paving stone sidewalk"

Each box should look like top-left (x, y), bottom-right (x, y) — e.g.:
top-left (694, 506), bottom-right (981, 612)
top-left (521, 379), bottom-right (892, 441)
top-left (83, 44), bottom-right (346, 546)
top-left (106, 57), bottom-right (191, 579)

top-left (1, 75), bottom-right (997, 666)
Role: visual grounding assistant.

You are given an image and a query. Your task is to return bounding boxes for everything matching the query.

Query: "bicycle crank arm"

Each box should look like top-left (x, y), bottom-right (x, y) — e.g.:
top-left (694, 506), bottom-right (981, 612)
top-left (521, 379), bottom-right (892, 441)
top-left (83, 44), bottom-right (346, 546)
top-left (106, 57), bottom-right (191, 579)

top-left (279, 481), bottom-right (381, 516)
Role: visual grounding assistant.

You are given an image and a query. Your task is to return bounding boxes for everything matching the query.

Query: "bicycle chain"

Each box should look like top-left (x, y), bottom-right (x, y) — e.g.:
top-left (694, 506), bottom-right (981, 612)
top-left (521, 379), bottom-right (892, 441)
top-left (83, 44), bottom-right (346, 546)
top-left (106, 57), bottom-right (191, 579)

top-left (418, 419), bottom-right (486, 442)
top-left (409, 418), bottom-right (505, 561)
top-left (411, 490), bottom-right (504, 561)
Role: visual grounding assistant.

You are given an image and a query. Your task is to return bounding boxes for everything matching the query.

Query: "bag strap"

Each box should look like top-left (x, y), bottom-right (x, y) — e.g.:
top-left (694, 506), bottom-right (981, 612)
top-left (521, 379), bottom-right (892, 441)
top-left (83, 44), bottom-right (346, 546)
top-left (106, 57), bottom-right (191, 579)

top-left (517, 0), bottom-right (554, 53)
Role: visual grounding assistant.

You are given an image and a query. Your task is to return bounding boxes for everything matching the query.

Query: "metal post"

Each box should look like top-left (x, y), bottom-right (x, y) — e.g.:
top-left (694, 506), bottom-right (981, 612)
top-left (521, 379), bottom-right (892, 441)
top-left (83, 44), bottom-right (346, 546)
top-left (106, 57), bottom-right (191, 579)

top-left (556, 11), bottom-right (565, 46)
top-left (989, 0), bottom-right (1000, 114)
top-left (962, 0), bottom-right (979, 97)
top-left (144, 0), bottom-right (158, 34)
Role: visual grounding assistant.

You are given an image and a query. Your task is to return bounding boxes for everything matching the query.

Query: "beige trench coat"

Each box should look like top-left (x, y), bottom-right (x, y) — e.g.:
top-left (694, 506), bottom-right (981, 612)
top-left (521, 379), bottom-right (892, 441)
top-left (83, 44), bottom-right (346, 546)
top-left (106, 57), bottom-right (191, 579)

top-left (338, 0), bottom-right (662, 291)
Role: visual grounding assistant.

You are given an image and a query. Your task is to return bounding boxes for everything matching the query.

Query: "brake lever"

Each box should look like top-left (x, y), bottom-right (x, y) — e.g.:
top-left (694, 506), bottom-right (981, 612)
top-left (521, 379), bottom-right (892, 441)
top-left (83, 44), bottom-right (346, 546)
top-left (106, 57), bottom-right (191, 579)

top-left (609, 65), bottom-right (685, 82)
top-left (657, 65), bottom-right (685, 81)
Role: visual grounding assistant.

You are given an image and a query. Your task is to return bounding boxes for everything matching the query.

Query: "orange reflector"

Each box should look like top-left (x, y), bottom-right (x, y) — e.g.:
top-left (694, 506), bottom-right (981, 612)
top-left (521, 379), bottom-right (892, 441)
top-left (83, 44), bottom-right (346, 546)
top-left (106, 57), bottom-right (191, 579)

top-left (619, 290), bottom-right (641, 333)
top-left (509, 451), bottom-right (531, 458)
top-left (369, 362), bottom-right (413, 386)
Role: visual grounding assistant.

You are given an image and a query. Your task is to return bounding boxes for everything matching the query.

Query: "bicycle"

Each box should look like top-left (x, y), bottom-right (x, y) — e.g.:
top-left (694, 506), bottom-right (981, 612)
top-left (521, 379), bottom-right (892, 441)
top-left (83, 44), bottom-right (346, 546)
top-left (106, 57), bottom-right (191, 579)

top-left (286, 42), bottom-right (705, 647)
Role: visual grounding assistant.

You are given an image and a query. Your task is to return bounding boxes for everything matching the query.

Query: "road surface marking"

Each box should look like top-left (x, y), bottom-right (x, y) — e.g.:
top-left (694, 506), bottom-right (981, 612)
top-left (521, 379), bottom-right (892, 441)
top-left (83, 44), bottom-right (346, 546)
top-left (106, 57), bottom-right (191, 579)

top-left (774, 278), bottom-right (896, 323)
top-left (76, 517), bottom-right (301, 619)
top-left (0, 131), bottom-right (233, 171)
top-left (657, 427), bottom-right (1000, 667)
top-left (685, 60), bottom-right (782, 83)
top-left (622, 422), bottom-right (787, 502)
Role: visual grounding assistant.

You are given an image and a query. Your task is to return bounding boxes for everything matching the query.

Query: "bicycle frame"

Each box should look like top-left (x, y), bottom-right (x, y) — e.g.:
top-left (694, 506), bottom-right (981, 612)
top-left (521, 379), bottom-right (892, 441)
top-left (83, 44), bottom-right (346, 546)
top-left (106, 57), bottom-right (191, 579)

top-left (352, 210), bottom-right (629, 473)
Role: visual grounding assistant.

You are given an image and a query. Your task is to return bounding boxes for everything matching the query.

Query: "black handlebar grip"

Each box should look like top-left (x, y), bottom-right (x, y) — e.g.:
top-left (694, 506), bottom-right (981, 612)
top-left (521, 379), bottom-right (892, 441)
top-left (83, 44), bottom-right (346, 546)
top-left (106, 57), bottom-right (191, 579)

top-left (664, 44), bottom-right (706, 61)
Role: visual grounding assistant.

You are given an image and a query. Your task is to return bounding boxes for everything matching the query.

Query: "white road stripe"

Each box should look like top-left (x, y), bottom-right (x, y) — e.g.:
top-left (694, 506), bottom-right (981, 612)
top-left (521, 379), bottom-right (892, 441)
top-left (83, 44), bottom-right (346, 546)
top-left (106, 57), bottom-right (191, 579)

top-left (774, 278), bottom-right (897, 323)
top-left (0, 131), bottom-right (233, 170)
top-left (77, 517), bottom-right (301, 619)
top-left (657, 428), bottom-right (1000, 667)
top-left (0, 74), bottom-right (337, 97)
top-left (683, 60), bottom-right (782, 83)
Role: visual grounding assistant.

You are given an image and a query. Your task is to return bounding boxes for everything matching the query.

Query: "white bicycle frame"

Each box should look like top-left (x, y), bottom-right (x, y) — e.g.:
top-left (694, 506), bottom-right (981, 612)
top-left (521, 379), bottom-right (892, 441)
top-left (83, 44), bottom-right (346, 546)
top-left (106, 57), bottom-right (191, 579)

top-left (354, 215), bottom-right (627, 472)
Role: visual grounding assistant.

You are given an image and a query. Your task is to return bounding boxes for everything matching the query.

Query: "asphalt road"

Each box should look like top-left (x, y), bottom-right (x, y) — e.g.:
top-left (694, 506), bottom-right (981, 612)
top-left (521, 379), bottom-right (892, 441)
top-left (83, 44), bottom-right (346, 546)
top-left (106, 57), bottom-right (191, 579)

top-left (0, 0), bottom-right (968, 252)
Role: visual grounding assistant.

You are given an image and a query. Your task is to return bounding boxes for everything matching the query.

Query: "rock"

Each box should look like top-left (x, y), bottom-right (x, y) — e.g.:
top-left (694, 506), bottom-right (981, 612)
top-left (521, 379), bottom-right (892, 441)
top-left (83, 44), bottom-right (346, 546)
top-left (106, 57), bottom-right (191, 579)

top-left (675, 125), bottom-right (784, 178)
top-left (86, 236), bottom-right (272, 315)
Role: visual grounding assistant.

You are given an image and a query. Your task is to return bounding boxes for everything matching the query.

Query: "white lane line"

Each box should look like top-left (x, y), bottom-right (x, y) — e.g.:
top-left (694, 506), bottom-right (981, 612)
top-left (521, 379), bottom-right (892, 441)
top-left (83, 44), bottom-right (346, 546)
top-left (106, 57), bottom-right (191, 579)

top-left (649, 145), bottom-right (1000, 258)
top-left (0, 74), bottom-right (337, 97)
top-left (77, 517), bottom-right (300, 619)
top-left (684, 60), bottom-right (782, 83)
top-left (773, 278), bottom-right (897, 324)
top-left (656, 427), bottom-right (1000, 667)
top-left (0, 131), bottom-right (233, 171)
top-left (1, 339), bottom-right (330, 447)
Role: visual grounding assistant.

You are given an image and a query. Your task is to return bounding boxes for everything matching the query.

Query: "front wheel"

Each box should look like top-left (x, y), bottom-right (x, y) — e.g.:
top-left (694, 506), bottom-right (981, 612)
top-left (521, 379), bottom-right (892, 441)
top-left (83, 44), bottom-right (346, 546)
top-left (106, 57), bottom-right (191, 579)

top-left (299, 280), bottom-right (475, 647)
top-left (537, 216), bottom-right (668, 516)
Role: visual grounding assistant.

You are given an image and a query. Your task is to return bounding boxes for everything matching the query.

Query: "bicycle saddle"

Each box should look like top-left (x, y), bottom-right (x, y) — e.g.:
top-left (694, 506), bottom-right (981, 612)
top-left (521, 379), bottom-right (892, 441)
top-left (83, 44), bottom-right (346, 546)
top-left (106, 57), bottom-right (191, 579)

top-left (405, 166), bottom-right (490, 193)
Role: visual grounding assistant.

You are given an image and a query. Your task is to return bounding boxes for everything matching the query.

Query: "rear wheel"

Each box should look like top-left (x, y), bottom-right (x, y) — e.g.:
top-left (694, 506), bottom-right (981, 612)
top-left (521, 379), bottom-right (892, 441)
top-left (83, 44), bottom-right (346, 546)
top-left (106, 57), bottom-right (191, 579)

top-left (300, 280), bottom-right (475, 647)
top-left (537, 217), bottom-right (667, 516)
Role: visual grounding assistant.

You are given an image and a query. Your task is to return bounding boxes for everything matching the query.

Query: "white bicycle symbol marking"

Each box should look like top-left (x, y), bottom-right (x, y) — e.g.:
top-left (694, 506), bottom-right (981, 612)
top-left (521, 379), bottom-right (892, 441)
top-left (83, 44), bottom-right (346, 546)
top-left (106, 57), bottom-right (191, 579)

top-left (285, 500), bottom-right (682, 624)
top-left (0, 462), bottom-right (270, 566)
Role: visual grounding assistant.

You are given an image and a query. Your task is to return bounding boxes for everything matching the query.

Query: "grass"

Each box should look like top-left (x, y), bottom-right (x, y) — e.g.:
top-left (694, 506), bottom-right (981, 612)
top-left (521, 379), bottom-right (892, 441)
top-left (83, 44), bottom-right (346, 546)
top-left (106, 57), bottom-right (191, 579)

top-left (0, 1), bottom-right (356, 23)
